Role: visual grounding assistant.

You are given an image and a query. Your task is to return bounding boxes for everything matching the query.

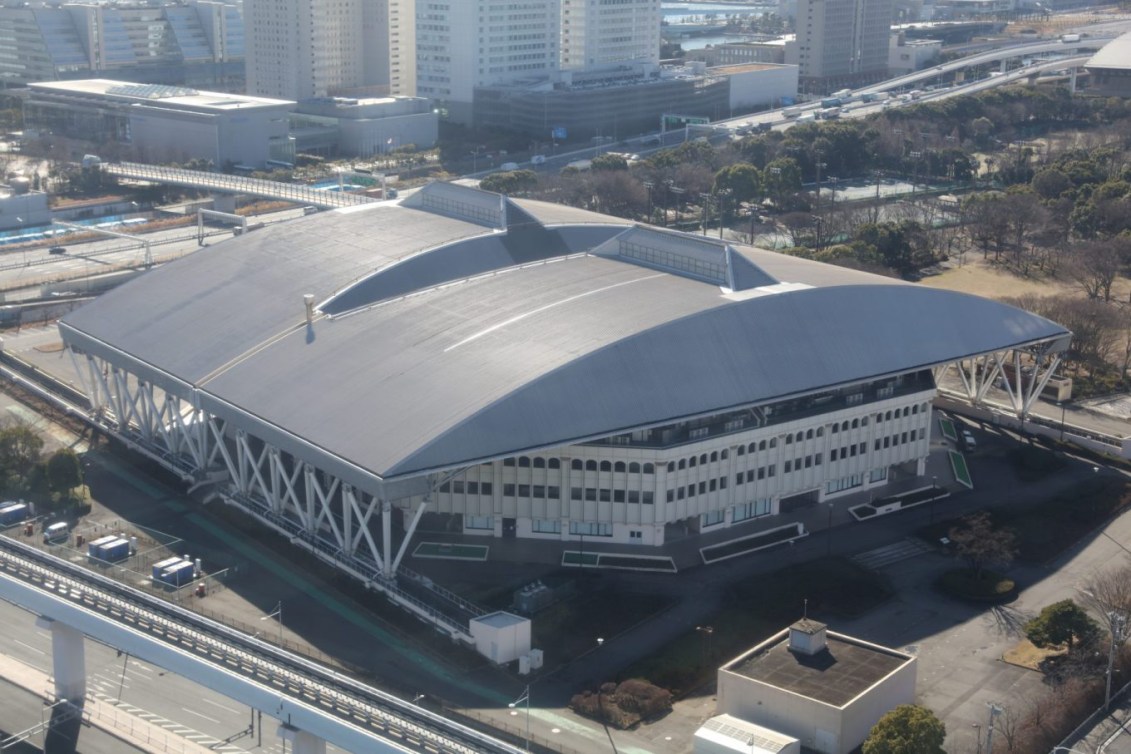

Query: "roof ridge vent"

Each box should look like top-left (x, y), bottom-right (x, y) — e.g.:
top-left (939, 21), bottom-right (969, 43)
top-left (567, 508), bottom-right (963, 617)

top-left (591, 225), bottom-right (777, 290)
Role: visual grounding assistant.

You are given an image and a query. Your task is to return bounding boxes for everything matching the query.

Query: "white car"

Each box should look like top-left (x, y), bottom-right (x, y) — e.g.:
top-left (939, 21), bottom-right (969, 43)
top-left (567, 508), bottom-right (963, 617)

top-left (531, 154), bottom-right (546, 165)
top-left (961, 429), bottom-right (976, 451)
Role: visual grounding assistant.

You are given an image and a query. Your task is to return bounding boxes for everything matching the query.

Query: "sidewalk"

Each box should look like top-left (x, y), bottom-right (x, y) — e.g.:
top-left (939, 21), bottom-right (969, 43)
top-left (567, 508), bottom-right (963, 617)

top-left (0, 653), bottom-right (214, 754)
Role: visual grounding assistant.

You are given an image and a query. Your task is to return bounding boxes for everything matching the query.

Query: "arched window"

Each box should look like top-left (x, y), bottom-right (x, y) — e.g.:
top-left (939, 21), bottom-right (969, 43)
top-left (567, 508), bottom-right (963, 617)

top-left (533, 457), bottom-right (545, 468)
top-left (599, 461), bottom-right (611, 472)
top-left (518, 456), bottom-right (531, 467)
top-left (586, 460), bottom-right (598, 471)
top-left (851, 419), bottom-right (859, 429)
top-left (750, 442), bottom-right (759, 453)
top-left (643, 463), bottom-right (654, 474)
top-left (678, 459), bottom-right (686, 470)
top-left (699, 454), bottom-right (708, 465)
top-left (549, 458), bottom-right (561, 470)
top-left (614, 461), bottom-right (626, 473)
top-left (769, 438), bottom-right (777, 448)
top-left (571, 459), bottom-right (583, 471)
top-left (710, 451), bottom-right (718, 463)
top-left (816, 427), bottom-right (824, 437)
top-left (737, 445), bottom-right (745, 456)
top-left (841, 421), bottom-right (849, 432)
top-left (720, 450), bottom-right (728, 460)
top-left (689, 456), bottom-right (697, 467)
top-left (806, 429), bottom-right (814, 440)
top-left (667, 461), bottom-right (676, 472)
top-left (886, 411), bottom-right (893, 421)
top-left (628, 462), bottom-right (640, 473)
top-left (785, 434), bottom-right (793, 445)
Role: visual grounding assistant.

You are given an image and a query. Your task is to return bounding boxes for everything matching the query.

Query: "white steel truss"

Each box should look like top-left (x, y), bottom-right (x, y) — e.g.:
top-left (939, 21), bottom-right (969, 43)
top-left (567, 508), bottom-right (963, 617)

top-left (935, 339), bottom-right (1067, 417)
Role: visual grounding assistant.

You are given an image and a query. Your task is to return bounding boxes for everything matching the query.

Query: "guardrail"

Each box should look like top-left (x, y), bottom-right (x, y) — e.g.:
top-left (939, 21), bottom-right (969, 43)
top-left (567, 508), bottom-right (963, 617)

top-left (0, 535), bottom-right (522, 754)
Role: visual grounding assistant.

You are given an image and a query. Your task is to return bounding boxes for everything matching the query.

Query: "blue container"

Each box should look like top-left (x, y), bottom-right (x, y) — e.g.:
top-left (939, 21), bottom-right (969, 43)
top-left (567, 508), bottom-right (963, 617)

top-left (88, 535), bottom-right (118, 557)
top-left (99, 538), bottom-right (131, 563)
top-left (0, 502), bottom-right (28, 526)
top-left (161, 560), bottom-right (195, 587)
top-left (152, 556), bottom-right (182, 581)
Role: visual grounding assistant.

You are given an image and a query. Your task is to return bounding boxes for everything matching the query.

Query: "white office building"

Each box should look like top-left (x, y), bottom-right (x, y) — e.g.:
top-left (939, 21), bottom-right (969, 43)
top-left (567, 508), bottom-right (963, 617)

top-left (246, 0), bottom-right (412, 101)
top-left (416, 0), bottom-right (560, 123)
top-left (560, 0), bottom-right (662, 70)
top-left (796, 0), bottom-right (894, 92)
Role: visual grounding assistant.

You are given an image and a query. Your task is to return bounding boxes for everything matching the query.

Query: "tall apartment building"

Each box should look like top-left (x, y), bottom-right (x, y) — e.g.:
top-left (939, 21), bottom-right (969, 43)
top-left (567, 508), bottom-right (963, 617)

top-left (246, 0), bottom-right (414, 101)
top-left (560, 0), bottom-right (661, 70)
top-left (0, 2), bottom-right (244, 90)
top-left (796, 0), bottom-right (893, 92)
top-left (416, 0), bottom-right (560, 123)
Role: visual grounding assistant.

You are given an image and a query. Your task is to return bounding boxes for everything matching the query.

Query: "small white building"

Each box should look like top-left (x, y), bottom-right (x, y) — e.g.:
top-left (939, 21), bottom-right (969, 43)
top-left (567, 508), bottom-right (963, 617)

top-left (694, 714), bottom-right (801, 754)
top-left (291, 96), bottom-right (438, 158)
top-left (0, 184), bottom-right (50, 232)
top-left (469, 611), bottom-right (531, 665)
top-left (711, 63), bottom-right (800, 111)
top-left (717, 620), bottom-right (917, 754)
top-left (889, 34), bottom-right (944, 76)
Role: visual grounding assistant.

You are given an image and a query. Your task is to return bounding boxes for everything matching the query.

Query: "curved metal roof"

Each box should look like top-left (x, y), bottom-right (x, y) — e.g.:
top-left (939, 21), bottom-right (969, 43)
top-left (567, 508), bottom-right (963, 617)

top-left (60, 183), bottom-right (1070, 486)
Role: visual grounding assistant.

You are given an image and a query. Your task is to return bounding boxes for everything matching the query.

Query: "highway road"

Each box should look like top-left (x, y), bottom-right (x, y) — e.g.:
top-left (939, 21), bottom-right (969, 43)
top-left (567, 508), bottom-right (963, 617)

top-left (0, 598), bottom-right (306, 754)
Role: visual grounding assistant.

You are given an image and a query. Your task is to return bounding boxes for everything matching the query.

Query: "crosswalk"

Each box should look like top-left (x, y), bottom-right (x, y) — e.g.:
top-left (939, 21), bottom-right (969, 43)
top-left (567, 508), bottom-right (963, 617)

top-left (851, 538), bottom-right (933, 570)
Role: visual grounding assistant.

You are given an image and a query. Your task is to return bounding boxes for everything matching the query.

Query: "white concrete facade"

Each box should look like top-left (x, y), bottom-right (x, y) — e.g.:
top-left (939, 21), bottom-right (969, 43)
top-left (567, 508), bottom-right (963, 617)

top-left (246, 0), bottom-right (363, 100)
top-left (717, 629), bottom-right (917, 754)
top-left (715, 63), bottom-right (800, 111)
top-left (560, 0), bottom-right (662, 71)
top-left (796, 0), bottom-right (894, 88)
top-left (416, 0), bottom-right (560, 122)
top-left (427, 379), bottom-right (934, 546)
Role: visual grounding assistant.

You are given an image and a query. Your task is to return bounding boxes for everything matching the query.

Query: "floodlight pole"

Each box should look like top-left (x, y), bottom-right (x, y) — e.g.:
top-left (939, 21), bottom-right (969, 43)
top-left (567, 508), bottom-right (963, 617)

top-left (508, 685), bottom-right (530, 750)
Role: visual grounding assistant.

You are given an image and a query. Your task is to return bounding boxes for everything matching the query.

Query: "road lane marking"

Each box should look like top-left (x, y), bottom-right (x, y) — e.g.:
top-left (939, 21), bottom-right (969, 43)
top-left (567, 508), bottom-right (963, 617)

top-left (201, 697), bottom-right (241, 714)
top-left (181, 708), bottom-right (220, 724)
top-left (13, 639), bottom-right (45, 655)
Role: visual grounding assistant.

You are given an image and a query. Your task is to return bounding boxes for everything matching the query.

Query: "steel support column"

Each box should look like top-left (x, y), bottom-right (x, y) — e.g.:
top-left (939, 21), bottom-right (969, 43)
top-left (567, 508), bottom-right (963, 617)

top-left (35, 616), bottom-right (85, 705)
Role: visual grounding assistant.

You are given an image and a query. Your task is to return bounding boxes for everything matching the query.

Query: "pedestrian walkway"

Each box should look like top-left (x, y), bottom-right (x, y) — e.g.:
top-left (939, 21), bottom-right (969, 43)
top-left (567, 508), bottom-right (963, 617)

top-left (851, 538), bottom-right (934, 571)
top-left (0, 653), bottom-right (215, 754)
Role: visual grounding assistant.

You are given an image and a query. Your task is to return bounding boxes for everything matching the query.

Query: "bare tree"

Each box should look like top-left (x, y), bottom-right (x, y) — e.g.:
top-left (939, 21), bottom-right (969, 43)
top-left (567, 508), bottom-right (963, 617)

top-left (1079, 563), bottom-right (1131, 638)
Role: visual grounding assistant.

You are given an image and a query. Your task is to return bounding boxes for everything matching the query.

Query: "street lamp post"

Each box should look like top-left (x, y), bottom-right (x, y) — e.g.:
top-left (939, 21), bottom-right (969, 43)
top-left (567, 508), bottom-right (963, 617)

top-left (508, 685), bottom-right (531, 751)
top-left (931, 475), bottom-right (938, 524)
top-left (642, 181), bottom-right (654, 224)
top-left (1105, 611), bottom-right (1127, 711)
top-left (826, 503), bottom-right (834, 556)
top-left (1057, 401), bottom-right (1066, 442)
top-left (700, 192), bottom-right (712, 236)
top-left (259, 601), bottom-right (282, 644)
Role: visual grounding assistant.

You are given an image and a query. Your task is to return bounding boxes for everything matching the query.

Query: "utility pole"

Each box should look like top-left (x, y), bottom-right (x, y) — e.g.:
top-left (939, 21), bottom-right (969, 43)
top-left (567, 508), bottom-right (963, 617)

top-left (984, 703), bottom-right (1003, 754)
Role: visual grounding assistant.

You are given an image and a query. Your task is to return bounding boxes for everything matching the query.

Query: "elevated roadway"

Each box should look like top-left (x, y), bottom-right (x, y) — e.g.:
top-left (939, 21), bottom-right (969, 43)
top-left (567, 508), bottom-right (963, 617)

top-left (104, 163), bottom-right (378, 210)
top-left (0, 534), bottom-right (522, 754)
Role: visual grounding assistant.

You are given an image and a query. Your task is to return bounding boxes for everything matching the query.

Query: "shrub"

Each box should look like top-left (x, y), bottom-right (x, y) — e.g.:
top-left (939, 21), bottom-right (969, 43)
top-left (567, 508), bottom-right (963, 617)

top-left (936, 568), bottom-right (1015, 602)
top-left (569, 678), bottom-right (672, 729)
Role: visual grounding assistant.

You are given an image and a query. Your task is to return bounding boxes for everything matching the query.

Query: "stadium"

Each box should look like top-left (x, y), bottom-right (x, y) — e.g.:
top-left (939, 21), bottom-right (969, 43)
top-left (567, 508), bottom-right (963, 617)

top-left (58, 182), bottom-right (1070, 612)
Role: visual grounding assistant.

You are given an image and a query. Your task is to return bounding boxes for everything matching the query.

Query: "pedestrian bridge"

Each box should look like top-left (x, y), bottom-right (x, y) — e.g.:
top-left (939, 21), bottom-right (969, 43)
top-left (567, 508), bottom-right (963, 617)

top-left (0, 535), bottom-right (522, 754)
top-left (104, 163), bottom-right (378, 210)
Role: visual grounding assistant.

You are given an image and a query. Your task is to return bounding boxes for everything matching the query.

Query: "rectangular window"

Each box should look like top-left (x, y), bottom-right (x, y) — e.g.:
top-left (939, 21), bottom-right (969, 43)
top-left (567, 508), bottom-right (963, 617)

top-left (519, 484), bottom-right (531, 497)
top-left (599, 489), bottom-right (611, 502)
top-left (733, 499), bottom-right (772, 522)
top-left (571, 487), bottom-right (582, 501)
top-left (465, 515), bottom-right (493, 530)
top-left (504, 483), bottom-right (516, 497)
top-left (736, 473), bottom-right (744, 486)
top-left (481, 482), bottom-right (493, 495)
top-left (784, 460), bottom-right (792, 473)
top-left (870, 467), bottom-right (888, 482)
top-left (569, 521), bottom-right (612, 536)
top-left (452, 481), bottom-right (464, 494)
top-left (701, 509), bottom-right (725, 527)
top-left (768, 464), bottom-right (776, 477)
top-left (666, 490), bottom-right (674, 503)
top-left (720, 477), bottom-right (727, 489)
top-left (687, 484), bottom-right (696, 497)
top-left (532, 518), bottom-right (561, 534)
top-left (642, 491), bottom-right (653, 505)
top-left (547, 486), bottom-right (559, 499)
top-left (677, 488), bottom-right (685, 500)
top-left (709, 479), bottom-right (717, 492)
top-left (533, 485), bottom-right (545, 498)
top-left (614, 490), bottom-right (625, 503)
top-left (628, 490), bottom-right (640, 504)
top-left (585, 488), bottom-right (597, 502)
top-left (698, 481), bottom-right (707, 495)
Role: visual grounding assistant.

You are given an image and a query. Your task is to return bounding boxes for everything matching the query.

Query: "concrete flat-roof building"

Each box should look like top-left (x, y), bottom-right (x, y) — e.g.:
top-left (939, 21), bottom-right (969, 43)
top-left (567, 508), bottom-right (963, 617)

top-left (290, 95), bottom-right (438, 158)
top-left (24, 79), bottom-right (295, 168)
top-left (56, 182), bottom-right (1069, 609)
top-left (717, 621), bottom-right (916, 754)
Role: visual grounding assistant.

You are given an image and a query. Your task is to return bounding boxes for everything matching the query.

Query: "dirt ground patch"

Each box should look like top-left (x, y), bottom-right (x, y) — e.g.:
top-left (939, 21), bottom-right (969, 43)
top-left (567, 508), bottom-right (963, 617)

top-left (921, 257), bottom-right (1131, 303)
top-left (1003, 638), bottom-right (1065, 671)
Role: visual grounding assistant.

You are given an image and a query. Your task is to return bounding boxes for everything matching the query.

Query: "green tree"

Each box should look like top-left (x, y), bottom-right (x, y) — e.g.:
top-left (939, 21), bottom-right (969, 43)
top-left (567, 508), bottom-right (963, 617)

top-left (0, 421), bottom-right (44, 484)
top-left (478, 169), bottom-right (538, 195)
top-left (1025, 600), bottom-right (1101, 651)
top-left (948, 511), bottom-right (1017, 579)
top-left (45, 448), bottom-right (82, 497)
top-left (713, 163), bottom-right (761, 203)
top-left (763, 157), bottom-right (802, 207)
top-left (862, 705), bottom-right (945, 754)
top-left (590, 153), bottom-right (628, 172)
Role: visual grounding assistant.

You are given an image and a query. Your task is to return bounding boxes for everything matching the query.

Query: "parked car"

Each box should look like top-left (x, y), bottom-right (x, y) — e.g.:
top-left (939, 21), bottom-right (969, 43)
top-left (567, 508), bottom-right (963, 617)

top-left (642, 136), bottom-right (661, 146)
top-left (960, 429), bottom-right (976, 451)
top-left (531, 154), bottom-right (547, 165)
top-left (48, 246), bottom-right (66, 255)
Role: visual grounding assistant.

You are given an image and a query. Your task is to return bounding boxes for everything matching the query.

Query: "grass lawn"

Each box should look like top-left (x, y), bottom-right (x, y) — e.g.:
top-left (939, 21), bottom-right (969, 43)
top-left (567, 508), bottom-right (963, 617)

top-left (700, 524), bottom-right (804, 563)
top-left (618, 557), bottom-right (891, 697)
top-left (939, 416), bottom-right (958, 442)
top-left (412, 542), bottom-right (489, 560)
top-left (949, 450), bottom-right (973, 487)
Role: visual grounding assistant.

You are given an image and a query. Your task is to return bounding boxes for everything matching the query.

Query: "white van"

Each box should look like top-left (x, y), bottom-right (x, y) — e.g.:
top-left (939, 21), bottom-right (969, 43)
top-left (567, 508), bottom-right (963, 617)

top-left (531, 155), bottom-right (546, 165)
top-left (500, 162), bottom-right (519, 171)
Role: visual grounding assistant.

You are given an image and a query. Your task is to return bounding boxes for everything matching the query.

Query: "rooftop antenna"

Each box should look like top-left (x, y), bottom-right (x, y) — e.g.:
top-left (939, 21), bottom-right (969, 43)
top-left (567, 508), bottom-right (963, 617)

top-left (803, 598), bottom-right (808, 619)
